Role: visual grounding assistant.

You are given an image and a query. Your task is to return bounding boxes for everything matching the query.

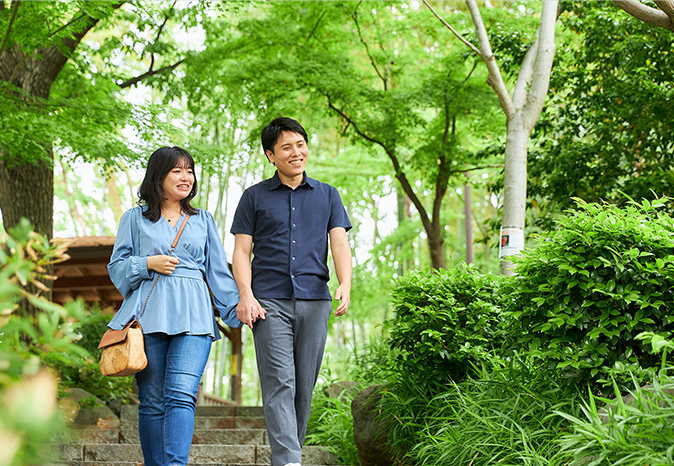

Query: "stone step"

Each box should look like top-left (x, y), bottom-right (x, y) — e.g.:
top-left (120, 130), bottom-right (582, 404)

top-left (119, 404), bottom-right (265, 420)
top-left (54, 444), bottom-right (337, 465)
top-left (119, 415), bottom-right (267, 431)
top-left (58, 427), bottom-right (268, 445)
top-left (56, 463), bottom-right (338, 466)
top-left (119, 407), bottom-right (266, 431)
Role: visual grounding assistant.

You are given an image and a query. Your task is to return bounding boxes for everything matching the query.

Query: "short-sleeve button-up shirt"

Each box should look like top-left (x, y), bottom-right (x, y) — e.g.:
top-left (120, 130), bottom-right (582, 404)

top-left (230, 172), bottom-right (352, 300)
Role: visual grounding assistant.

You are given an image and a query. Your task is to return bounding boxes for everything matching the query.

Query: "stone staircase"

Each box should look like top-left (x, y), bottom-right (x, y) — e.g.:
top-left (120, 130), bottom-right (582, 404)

top-left (52, 404), bottom-right (340, 466)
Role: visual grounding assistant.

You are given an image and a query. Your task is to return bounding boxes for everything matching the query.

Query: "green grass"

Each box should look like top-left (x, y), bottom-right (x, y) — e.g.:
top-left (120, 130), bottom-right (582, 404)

top-left (382, 360), bottom-right (582, 466)
top-left (555, 373), bottom-right (674, 465)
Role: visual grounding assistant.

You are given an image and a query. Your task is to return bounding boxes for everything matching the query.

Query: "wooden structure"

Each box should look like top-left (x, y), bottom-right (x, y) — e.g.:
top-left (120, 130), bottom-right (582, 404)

top-left (52, 236), bottom-right (243, 404)
top-left (52, 237), bottom-right (122, 307)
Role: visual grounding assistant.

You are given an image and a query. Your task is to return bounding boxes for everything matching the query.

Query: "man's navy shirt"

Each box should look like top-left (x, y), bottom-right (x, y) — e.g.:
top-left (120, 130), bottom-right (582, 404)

top-left (230, 172), bottom-right (352, 300)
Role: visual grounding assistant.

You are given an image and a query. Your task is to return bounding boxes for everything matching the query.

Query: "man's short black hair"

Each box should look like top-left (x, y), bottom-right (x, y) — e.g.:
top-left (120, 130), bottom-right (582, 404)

top-left (261, 117), bottom-right (308, 154)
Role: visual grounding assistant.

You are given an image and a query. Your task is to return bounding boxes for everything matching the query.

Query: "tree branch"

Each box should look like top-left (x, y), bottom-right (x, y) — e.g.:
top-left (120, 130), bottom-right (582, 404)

top-left (613, 0), bottom-right (674, 31)
top-left (324, 94), bottom-right (434, 234)
top-left (452, 163), bottom-right (504, 174)
top-left (521, 0), bottom-right (559, 130)
top-left (654, 0), bottom-right (674, 22)
top-left (424, 0), bottom-right (515, 115)
top-left (512, 34), bottom-right (538, 110)
top-left (117, 58), bottom-right (185, 88)
top-left (423, 0), bottom-right (480, 54)
top-left (47, 11), bottom-right (88, 39)
top-left (0, 0), bottom-right (20, 57)
top-left (352, 3), bottom-right (387, 90)
top-left (464, 0), bottom-right (516, 118)
top-left (60, 2), bottom-right (125, 56)
top-left (303, 10), bottom-right (326, 45)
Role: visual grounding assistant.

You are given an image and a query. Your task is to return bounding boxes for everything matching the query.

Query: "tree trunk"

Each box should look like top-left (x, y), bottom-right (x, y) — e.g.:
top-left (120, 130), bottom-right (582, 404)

top-left (428, 223), bottom-right (446, 270)
top-left (425, 0), bottom-right (558, 274)
top-left (464, 180), bottom-right (474, 265)
top-left (499, 119), bottom-right (529, 275)
top-left (0, 4), bottom-right (124, 237)
top-left (0, 156), bottom-right (54, 238)
top-left (0, 155), bottom-right (54, 306)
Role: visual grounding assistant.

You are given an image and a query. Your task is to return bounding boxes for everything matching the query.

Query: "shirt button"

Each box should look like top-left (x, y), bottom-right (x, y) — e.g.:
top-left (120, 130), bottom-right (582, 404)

top-left (292, 257), bottom-right (296, 260)
top-left (292, 223), bottom-right (296, 227)
top-left (291, 274), bottom-right (295, 279)
top-left (292, 207), bottom-right (296, 210)
top-left (292, 240), bottom-right (297, 244)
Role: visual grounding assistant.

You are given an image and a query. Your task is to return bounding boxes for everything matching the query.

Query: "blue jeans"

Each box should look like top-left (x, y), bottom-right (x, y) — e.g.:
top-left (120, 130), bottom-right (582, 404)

top-left (135, 333), bottom-right (212, 466)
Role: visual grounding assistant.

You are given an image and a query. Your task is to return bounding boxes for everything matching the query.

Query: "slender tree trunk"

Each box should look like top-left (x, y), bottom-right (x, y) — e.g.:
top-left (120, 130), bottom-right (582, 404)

top-left (106, 169), bottom-right (125, 227)
top-left (464, 179), bottom-right (473, 265)
top-left (499, 119), bottom-right (529, 274)
top-left (428, 223), bottom-right (445, 270)
top-left (59, 160), bottom-right (89, 236)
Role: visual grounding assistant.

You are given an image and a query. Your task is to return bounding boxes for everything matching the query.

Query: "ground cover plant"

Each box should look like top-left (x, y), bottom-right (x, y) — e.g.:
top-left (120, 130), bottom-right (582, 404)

top-left (306, 382), bottom-right (362, 466)
top-left (553, 334), bottom-right (674, 466)
top-left (381, 357), bottom-right (581, 466)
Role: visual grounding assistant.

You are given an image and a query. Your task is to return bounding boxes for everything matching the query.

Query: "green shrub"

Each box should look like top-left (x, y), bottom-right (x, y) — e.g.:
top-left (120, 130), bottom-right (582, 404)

top-left (52, 306), bottom-right (135, 405)
top-left (0, 219), bottom-right (85, 465)
top-left (386, 264), bottom-right (506, 393)
top-left (506, 198), bottom-right (674, 394)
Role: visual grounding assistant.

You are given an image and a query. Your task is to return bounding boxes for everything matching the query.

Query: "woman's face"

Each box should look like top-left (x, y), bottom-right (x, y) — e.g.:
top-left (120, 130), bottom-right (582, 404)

top-left (161, 159), bottom-right (194, 204)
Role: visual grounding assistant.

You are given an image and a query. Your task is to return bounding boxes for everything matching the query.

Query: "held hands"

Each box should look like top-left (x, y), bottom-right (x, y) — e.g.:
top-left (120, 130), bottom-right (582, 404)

top-left (236, 294), bottom-right (267, 330)
top-left (147, 255), bottom-right (179, 275)
top-left (334, 284), bottom-right (351, 317)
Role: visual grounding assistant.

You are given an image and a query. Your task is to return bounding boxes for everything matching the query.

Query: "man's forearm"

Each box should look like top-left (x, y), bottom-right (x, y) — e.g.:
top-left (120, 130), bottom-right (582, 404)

top-left (332, 244), bottom-right (352, 287)
top-left (232, 249), bottom-right (254, 298)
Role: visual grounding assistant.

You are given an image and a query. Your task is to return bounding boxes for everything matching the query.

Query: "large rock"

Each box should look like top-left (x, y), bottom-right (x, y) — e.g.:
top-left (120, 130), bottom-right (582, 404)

top-left (323, 381), bottom-right (360, 399)
top-left (351, 385), bottom-right (396, 466)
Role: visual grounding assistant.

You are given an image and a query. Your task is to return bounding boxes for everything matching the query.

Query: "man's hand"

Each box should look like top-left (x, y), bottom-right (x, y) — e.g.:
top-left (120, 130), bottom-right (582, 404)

top-left (334, 283), bottom-right (351, 317)
top-left (236, 294), bottom-right (266, 330)
top-left (147, 255), bottom-right (179, 275)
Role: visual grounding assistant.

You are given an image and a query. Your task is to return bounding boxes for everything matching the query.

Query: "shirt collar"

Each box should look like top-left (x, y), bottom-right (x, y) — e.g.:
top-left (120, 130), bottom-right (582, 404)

top-left (270, 171), bottom-right (316, 190)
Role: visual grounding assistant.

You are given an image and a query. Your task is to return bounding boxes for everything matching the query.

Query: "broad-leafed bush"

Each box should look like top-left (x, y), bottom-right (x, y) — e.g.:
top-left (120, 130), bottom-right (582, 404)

top-left (387, 264), bottom-right (506, 393)
top-left (0, 219), bottom-right (82, 465)
top-left (506, 198), bottom-right (674, 393)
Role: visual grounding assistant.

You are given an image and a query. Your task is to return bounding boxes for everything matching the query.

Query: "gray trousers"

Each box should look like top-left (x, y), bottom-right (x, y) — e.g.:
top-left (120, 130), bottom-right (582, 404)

top-left (253, 298), bottom-right (331, 466)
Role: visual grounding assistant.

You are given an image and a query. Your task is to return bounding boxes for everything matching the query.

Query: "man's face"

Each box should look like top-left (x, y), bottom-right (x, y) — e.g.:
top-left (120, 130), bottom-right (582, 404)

top-left (266, 131), bottom-right (308, 181)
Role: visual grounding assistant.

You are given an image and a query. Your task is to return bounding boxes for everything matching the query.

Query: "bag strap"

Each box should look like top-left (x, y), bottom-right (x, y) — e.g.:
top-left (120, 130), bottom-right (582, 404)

top-left (137, 214), bottom-right (190, 320)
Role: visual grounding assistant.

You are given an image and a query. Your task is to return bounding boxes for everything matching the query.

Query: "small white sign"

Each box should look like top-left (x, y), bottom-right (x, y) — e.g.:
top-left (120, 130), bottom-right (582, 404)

top-left (499, 227), bottom-right (524, 258)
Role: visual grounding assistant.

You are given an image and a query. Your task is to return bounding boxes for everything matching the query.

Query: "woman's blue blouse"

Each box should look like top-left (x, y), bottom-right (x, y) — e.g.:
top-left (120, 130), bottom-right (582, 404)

top-left (107, 206), bottom-right (241, 340)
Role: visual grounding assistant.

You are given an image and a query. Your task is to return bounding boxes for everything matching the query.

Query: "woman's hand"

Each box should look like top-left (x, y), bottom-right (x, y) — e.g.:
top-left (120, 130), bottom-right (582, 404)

top-left (147, 255), bottom-right (179, 275)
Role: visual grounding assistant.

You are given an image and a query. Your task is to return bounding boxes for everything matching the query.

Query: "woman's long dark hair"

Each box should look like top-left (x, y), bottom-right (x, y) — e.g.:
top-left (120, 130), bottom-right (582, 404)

top-left (138, 146), bottom-right (199, 222)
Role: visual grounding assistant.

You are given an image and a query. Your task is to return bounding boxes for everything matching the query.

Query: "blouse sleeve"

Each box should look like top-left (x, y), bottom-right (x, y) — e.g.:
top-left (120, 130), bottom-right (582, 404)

top-left (204, 212), bottom-right (242, 328)
top-left (107, 208), bottom-right (153, 298)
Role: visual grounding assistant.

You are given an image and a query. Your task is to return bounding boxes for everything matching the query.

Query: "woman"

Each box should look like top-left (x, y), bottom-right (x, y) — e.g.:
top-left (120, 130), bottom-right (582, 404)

top-left (107, 146), bottom-right (262, 466)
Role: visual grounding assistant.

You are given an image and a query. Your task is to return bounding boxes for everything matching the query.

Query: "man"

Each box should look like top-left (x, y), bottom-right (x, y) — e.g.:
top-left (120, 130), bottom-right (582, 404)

top-left (231, 117), bottom-right (353, 466)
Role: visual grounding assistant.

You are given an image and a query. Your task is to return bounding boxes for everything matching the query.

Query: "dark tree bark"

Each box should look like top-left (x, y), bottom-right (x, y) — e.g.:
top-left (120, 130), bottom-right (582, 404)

top-left (0, 2), bottom-right (124, 238)
top-left (0, 2), bottom-right (123, 309)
